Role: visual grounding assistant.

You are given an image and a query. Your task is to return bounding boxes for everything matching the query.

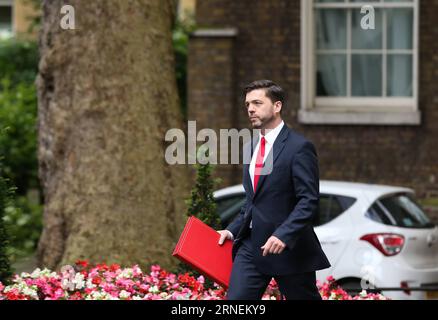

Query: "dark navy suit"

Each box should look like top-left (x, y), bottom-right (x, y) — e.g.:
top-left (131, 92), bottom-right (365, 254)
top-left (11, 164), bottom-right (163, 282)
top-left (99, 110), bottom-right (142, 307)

top-left (225, 124), bottom-right (331, 300)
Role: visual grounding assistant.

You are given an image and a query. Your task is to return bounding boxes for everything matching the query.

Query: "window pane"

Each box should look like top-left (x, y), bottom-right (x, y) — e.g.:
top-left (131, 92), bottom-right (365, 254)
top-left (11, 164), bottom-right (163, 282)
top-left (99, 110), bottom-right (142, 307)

top-left (379, 194), bottom-right (433, 229)
top-left (315, 195), bottom-right (331, 226)
top-left (336, 195), bottom-right (357, 211)
top-left (365, 204), bottom-right (393, 225)
top-left (352, 8), bottom-right (383, 50)
top-left (352, 54), bottom-right (382, 96)
top-left (316, 9), bottom-right (347, 50)
top-left (387, 8), bottom-right (413, 50)
top-left (387, 54), bottom-right (413, 97)
top-left (317, 54), bottom-right (347, 97)
top-left (215, 195), bottom-right (246, 228)
top-left (0, 6), bottom-right (12, 34)
top-left (216, 195), bottom-right (245, 216)
top-left (328, 198), bottom-right (344, 221)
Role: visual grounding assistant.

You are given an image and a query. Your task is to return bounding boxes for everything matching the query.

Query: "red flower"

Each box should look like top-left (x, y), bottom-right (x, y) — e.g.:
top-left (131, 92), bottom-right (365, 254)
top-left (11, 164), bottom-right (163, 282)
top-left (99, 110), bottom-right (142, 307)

top-left (70, 292), bottom-right (83, 300)
top-left (110, 264), bottom-right (120, 272)
top-left (159, 270), bottom-right (168, 279)
top-left (6, 290), bottom-right (26, 300)
top-left (92, 277), bottom-right (102, 285)
top-left (96, 263), bottom-right (109, 271)
top-left (75, 260), bottom-right (89, 268)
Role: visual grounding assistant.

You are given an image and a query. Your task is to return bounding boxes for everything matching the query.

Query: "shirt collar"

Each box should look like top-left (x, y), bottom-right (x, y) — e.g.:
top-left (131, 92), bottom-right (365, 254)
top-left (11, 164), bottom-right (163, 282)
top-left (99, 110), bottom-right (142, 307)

top-left (260, 120), bottom-right (284, 145)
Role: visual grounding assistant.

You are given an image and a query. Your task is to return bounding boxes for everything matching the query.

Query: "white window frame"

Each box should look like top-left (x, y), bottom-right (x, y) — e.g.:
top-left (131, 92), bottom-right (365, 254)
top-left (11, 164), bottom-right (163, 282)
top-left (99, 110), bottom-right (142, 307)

top-left (300, 0), bottom-right (421, 125)
top-left (0, 0), bottom-right (15, 38)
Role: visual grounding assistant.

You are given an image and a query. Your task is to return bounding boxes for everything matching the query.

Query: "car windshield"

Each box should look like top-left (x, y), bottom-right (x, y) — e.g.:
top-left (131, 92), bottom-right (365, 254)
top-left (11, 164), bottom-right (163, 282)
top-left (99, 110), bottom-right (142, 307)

top-left (370, 193), bottom-right (435, 229)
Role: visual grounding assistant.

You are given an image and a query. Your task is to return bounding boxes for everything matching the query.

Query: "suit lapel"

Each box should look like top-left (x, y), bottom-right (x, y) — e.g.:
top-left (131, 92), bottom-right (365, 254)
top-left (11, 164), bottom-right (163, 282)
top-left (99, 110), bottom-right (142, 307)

top-left (252, 124), bottom-right (289, 199)
top-left (243, 135), bottom-right (258, 197)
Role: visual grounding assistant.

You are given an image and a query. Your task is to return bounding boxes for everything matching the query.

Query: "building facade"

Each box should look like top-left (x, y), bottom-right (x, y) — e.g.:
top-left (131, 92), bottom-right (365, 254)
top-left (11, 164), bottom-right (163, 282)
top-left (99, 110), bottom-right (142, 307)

top-left (188, 0), bottom-right (438, 200)
top-left (0, 0), bottom-right (38, 39)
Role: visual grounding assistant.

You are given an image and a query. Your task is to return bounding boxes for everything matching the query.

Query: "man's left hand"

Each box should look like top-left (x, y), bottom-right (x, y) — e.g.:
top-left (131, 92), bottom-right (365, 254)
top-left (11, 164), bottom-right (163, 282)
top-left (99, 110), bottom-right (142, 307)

top-left (261, 236), bottom-right (286, 257)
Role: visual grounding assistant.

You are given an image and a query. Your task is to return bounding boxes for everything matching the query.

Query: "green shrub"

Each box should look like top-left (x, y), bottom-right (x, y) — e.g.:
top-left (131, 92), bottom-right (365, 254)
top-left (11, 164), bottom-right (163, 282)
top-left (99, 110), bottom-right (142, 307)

top-left (0, 39), bottom-right (38, 87)
top-left (0, 162), bottom-right (12, 283)
top-left (0, 78), bottom-right (38, 195)
top-left (0, 39), bottom-right (40, 266)
top-left (3, 194), bottom-right (42, 263)
top-left (173, 15), bottom-right (196, 121)
top-left (185, 162), bottom-right (222, 230)
top-left (176, 157), bottom-right (222, 288)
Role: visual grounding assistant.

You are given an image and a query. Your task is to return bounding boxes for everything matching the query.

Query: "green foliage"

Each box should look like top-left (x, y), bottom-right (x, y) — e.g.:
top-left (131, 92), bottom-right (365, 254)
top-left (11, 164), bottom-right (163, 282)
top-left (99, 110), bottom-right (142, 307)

top-left (172, 14), bottom-right (196, 121)
top-left (0, 38), bottom-right (41, 267)
top-left (0, 161), bottom-right (12, 284)
top-left (0, 78), bottom-right (38, 195)
top-left (0, 39), bottom-right (39, 87)
top-left (185, 162), bottom-right (222, 230)
top-left (178, 157), bottom-right (222, 288)
top-left (3, 194), bottom-right (42, 263)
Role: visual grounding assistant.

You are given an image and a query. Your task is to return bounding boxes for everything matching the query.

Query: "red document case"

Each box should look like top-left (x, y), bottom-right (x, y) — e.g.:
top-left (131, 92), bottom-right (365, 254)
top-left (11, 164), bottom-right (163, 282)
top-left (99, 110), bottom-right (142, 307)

top-left (172, 216), bottom-right (233, 289)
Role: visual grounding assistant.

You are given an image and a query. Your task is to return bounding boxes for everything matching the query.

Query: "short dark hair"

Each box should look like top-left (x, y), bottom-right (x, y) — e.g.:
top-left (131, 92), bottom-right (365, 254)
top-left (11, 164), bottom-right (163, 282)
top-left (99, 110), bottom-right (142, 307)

top-left (243, 80), bottom-right (285, 111)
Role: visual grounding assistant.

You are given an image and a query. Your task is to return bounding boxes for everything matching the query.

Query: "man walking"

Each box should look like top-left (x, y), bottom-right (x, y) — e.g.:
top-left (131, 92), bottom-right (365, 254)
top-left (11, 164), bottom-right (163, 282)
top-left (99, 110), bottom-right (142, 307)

top-left (218, 80), bottom-right (330, 300)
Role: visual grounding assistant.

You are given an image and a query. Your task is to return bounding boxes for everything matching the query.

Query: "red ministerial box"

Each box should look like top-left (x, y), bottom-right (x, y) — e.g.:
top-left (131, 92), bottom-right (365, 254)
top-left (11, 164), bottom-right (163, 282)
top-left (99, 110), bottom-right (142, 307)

top-left (172, 216), bottom-right (233, 289)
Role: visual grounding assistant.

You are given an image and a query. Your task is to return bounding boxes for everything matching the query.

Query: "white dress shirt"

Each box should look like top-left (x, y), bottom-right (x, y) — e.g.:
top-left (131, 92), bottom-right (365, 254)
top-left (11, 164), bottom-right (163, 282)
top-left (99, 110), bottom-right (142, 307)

top-left (249, 120), bottom-right (285, 187)
top-left (249, 120), bottom-right (284, 228)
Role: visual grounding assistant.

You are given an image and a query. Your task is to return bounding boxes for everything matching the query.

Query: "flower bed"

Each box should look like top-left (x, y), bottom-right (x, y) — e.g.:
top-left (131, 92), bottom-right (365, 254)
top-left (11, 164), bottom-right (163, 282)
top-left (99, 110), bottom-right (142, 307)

top-left (0, 261), bottom-right (388, 300)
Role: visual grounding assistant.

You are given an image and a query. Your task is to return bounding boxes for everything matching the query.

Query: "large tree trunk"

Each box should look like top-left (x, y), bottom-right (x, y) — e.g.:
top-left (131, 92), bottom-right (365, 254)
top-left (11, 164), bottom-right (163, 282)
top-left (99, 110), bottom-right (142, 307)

top-left (36, 0), bottom-right (189, 270)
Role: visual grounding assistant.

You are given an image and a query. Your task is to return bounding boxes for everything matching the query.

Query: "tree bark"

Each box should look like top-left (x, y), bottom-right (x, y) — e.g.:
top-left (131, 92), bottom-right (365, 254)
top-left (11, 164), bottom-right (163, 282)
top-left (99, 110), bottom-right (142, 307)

top-left (36, 0), bottom-right (189, 270)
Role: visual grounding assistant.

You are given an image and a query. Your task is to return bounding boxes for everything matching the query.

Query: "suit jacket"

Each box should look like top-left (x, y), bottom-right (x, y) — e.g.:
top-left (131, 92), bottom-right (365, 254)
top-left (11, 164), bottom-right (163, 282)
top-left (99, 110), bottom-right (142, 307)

top-left (226, 124), bottom-right (331, 275)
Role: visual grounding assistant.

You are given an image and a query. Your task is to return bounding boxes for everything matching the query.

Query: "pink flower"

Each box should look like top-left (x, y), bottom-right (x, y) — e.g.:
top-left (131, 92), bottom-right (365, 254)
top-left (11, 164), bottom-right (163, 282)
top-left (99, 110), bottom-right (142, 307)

top-left (151, 265), bottom-right (161, 272)
top-left (0, 264), bottom-right (389, 300)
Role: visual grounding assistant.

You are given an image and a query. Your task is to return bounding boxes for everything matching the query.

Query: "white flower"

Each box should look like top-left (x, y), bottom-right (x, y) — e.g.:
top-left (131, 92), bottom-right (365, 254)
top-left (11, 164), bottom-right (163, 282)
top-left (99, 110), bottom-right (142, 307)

top-left (30, 268), bottom-right (42, 279)
top-left (119, 290), bottom-right (131, 299)
top-left (86, 278), bottom-right (97, 289)
top-left (61, 278), bottom-right (75, 291)
top-left (149, 285), bottom-right (159, 294)
top-left (73, 273), bottom-right (85, 290)
top-left (90, 291), bottom-right (113, 300)
top-left (22, 287), bottom-right (38, 299)
top-left (3, 285), bottom-right (14, 293)
top-left (359, 290), bottom-right (368, 297)
top-left (117, 268), bottom-right (134, 279)
top-left (159, 292), bottom-right (169, 299)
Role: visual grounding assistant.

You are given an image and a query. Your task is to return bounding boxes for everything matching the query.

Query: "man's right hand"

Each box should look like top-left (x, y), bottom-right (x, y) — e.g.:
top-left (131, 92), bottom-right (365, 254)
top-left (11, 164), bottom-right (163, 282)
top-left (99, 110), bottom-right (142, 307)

top-left (217, 230), bottom-right (234, 245)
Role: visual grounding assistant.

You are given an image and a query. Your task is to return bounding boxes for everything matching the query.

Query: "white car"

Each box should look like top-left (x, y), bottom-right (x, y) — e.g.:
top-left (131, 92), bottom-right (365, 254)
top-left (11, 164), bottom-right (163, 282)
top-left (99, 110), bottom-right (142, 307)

top-left (214, 180), bottom-right (438, 300)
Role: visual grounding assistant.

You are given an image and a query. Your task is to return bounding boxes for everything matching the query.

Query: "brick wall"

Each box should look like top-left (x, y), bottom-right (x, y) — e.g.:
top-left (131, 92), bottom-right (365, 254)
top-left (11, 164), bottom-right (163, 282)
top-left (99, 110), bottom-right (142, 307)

top-left (189, 0), bottom-right (438, 202)
top-left (13, 0), bottom-right (39, 39)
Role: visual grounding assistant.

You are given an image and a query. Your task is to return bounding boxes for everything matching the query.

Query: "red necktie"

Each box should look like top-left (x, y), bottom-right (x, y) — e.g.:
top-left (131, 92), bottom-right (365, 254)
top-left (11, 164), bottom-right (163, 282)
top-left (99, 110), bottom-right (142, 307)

top-left (253, 136), bottom-right (266, 192)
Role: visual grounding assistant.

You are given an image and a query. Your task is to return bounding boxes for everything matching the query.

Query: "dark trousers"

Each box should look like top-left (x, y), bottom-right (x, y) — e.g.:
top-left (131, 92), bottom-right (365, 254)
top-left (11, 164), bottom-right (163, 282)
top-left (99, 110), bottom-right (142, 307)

top-left (227, 236), bottom-right (322, 300)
